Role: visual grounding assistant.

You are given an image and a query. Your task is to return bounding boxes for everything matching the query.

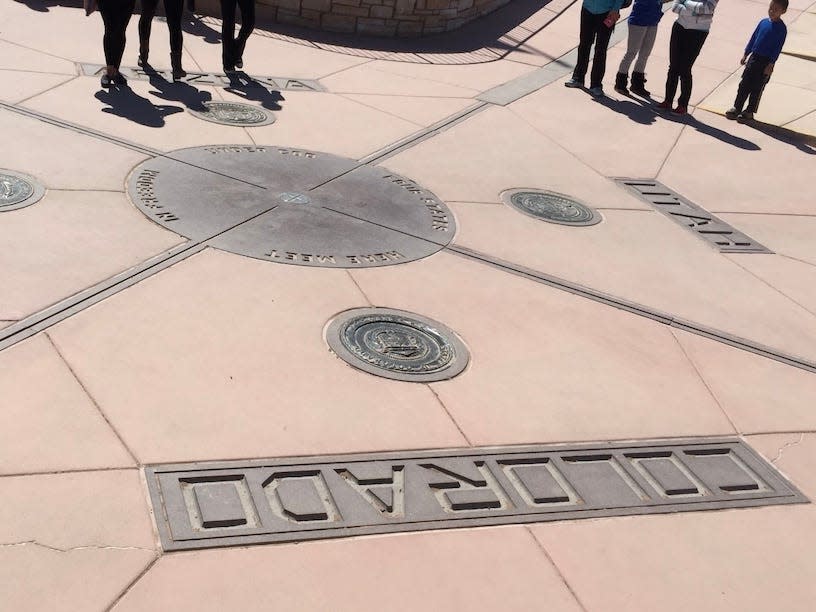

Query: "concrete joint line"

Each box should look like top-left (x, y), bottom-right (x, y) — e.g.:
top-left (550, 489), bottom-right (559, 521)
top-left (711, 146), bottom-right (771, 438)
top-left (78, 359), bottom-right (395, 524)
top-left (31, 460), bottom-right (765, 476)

top-left (771, 433), bottom-right (806, 464)
top-left (447, 245), bottom-right (816, 375)
top-left (0, 541), bottom-right (154, 554)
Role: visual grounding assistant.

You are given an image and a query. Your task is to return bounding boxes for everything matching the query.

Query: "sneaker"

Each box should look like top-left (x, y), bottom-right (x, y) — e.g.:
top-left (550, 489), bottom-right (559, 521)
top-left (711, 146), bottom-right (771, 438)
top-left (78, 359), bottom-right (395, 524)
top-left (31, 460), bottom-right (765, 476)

top-left (564, 78), bottom-right (584, 88)
top-left (654, 100), bottom-right (671, 112)
top-left (172, 67), bottom-right (187, 81)
top-left (100, 73), bottom-right (113, 88)
top-left (671, 105), bottom-right (688, 115)
top-left (112, 72), bottom-right (127, 86)
top-left (588, 86), bottom-right (604, 98)
top-left (737, 110), bottom-right (754, 123)
top-left (725, 107), bottom-right (739, 120)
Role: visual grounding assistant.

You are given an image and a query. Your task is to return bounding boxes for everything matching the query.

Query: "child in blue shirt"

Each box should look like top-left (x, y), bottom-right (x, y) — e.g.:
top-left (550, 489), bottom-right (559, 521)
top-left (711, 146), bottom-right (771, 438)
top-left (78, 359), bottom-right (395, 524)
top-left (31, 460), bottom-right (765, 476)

top-left (726, 0), bottom-right (788, 122)
top-left (615, 0), bottom-right (673, 96)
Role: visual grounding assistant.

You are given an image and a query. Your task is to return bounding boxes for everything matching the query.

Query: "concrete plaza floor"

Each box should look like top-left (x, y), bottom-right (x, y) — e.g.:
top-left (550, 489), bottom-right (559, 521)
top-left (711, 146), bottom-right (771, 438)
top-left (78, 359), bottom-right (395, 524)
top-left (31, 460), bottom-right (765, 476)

top-left (2, 0), bottom-right (816, 610)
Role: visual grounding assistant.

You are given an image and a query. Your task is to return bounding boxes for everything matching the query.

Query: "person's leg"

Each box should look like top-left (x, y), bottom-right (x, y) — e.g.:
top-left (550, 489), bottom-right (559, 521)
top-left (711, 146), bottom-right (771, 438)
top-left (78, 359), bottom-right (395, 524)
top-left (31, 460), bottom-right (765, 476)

top-left (164, 0), bottom-right (185, 75)
top-left (633, 24), bottom-right (657, 74)
top-left (733, 58), bottom-right (762, 112)
top-left (663, 21), bottom-right (683, 105)
top-left (138, 0), bottom-right (159, 63)
top-left (220, 0), bottom-right (238, 70)
top-left (589, 13), bottom-right (614, 89)
top-left (676, 29), bottom-right (708, 108)
top-left (235, 0), bottom-right (255, 62)
top-left (619, 25), bottom-right (647, 75)
top-left (571, 8), bottom-right (595, 84)
top-left (98, 0), bottom-right (118, 73)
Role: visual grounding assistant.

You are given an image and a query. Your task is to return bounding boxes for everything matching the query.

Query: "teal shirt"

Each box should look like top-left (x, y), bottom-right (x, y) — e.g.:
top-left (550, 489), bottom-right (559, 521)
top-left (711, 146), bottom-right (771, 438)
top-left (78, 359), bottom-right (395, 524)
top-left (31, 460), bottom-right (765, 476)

top-left (583, 0), bottom-right (624, 14)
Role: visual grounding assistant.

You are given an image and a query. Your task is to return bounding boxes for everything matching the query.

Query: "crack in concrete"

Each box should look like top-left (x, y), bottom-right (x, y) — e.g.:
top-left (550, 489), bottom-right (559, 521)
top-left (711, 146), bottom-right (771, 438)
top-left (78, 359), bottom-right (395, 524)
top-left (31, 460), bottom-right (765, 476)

top-left (0, 540), bottom-right (155, 553)
top-left (771, 432), bottom-right (806, 464)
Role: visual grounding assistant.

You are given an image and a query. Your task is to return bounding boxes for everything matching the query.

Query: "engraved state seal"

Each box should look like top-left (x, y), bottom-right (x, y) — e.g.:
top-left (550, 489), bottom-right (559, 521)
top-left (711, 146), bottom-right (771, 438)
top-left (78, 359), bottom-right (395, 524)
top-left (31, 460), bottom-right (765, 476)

top-left (502, 189), bottom-right (601, 226)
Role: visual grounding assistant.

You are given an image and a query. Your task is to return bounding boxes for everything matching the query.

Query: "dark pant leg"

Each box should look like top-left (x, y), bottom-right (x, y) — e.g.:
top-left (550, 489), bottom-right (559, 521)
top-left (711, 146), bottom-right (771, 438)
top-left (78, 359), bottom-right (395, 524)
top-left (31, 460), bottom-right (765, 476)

top-left (589, 15), bottom-right (614, 88)
top-left (747, 74), bottom-right (770, 113)
top-left (164, 0), bottom-right (184, 57)
top-left (664, 21), bottom-right (683, 104)
top-left (234, 0), bottom-right (255, 58)
top-left (676, 28), bottom-right (708, 107)
top-left (220, 0), bottom-right (238, 68)
top-left (99, 0), bottom-right (135, 68)
top-left (139, 0), bottom-right (159, 52)
top-left (573, 7), bottom-right (597, 82)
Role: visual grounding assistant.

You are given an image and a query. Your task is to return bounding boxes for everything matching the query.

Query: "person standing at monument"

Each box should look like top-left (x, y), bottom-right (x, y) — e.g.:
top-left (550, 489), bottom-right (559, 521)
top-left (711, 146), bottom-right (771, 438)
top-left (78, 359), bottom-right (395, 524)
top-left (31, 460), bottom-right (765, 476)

top-left (614, 0), bottom-right (672, 96)
top-left (96, 0), bottom-right (137, 88)
top-left (564, 0), bottom-right (625, 98)
top-left (220, 0), bottom-right (255, 72)
top-left (656, 0), bottom-right (719, 115)
top-left (138, 0), bottom-right (187, 80)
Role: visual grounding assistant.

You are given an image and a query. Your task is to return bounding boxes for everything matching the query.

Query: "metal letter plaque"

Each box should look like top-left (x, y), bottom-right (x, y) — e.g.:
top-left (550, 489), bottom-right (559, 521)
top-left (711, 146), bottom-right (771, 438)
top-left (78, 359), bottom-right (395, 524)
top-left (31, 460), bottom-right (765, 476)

top-left (145, 439), bottom-right (807, 551)
top-left (0, 170), bottom-right (45, 212)
top-left (501, 189), bottom-right (601, 226)
top-left (326, 308), bottom-right (469, 382)
top-left (188, 101), bottom-right (275, 126)
top-left (616, 178), bottom-right (772, 253)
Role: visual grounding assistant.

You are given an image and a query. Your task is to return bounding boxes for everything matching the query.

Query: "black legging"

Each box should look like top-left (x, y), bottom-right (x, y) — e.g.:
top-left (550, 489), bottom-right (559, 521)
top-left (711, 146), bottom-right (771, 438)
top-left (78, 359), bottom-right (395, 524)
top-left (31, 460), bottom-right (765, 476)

top-left (664, 21), bottom-right (709, 107)
top-left (139, 0), bottom-right (184, 58)
top-left (99, 0), bottom-right (136, 68)
top-left (220, 0), bottom-right (255, 68)
top-left (573, 7), bottom-right (615, 88)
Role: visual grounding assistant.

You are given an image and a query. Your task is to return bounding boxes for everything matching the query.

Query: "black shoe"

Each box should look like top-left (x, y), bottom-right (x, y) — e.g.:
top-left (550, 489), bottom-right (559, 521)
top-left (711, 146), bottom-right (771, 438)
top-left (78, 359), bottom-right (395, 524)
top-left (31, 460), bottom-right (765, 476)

top-left (564, 78), bottom-right (584, 88)
top-left (113, 72), bottom-right (127, 86)
top-left (614, 72), bottom-right (628, 95)
top-left (172, 67), bottom-right (187, 81)
top-left (630, 71), bottom-right (651, 97)
top-left (235, 57), bottom-right (243, 69)
top-left (100, 73), bottom-right (113, 88)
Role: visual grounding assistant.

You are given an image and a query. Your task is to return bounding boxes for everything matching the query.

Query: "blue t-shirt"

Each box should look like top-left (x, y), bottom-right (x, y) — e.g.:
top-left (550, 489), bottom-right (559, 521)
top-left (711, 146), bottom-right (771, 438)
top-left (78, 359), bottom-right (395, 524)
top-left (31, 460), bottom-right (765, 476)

top-left (628, 0), bottom-right (664, 26)
top-left (583, 0), bottom-right (625, 15)
top-left (745, 17), bottom-right (787, 62)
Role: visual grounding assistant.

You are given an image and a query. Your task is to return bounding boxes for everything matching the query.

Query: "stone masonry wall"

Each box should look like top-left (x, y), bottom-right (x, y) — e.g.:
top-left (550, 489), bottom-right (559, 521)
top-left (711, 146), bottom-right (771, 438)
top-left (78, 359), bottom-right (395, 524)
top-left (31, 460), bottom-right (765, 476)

top-left (197, 0), bottom-right (510, 37)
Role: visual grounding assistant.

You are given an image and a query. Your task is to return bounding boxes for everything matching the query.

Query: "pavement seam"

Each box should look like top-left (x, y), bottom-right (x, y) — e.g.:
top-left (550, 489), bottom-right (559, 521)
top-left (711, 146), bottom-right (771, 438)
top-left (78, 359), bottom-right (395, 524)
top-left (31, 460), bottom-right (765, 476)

top-left (317, 57), bottom-right (377, 81)
top-left (0, 467), bottom-right (141, 478)
top-left (778, 253), bottom-right (816, 270)
top-left (427, 384), bottom-right (473, 446)
top-left (668, 328), bottom-right (740, 434)
top-left (726, 256), bottom-right (816, 319)
top-left (344, 270), bottom-right (374, 306)
top-left (0, 541), bottom-right (155, 553)
top-left (523, 526), bottom-right (590, 612)
top-left (13, 73), bottom-right (79, 106)
top-left (336, 92), bottom-right (426, 128)
top-left (0, 36), bottom-right (78, 65)
top-left (104, 554), bottom-right (161, 612)
top-left (44, 331), bottom-right (142, 466)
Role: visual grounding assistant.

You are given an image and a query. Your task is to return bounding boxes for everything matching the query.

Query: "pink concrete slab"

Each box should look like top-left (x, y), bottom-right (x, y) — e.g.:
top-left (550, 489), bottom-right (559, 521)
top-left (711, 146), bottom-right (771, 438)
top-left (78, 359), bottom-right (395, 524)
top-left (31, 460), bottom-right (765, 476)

top-left (517, 6), bottom-right (560, 32)
top-left (659, 109), bottom-right (815, 214)
top-left (673, 329), bottom-right (816, 433)
top-left (445, 203), bottom-right (816, 364)
top-left (0, 470), bottom-right (155, 550)
top-left (217, 88), bottom-right (424, 158)
top-left (0, 71), bottom-right (76, 105)
top-left (383, 105), bottom-right (650, 209)
top-left (509, 77), bottom-right (686, 178)
top-left (532, 504), bottom-right (816, 612)
top-left (22, 77), bottom-right (255, 152)
top-left (0, 335), bottom-right (134, 475)
top-left (0, 40), bottom-right (76, 74)
top-left (115, 527), bottom-right (582, 611)
top-left (362, 59), bottom-right (536, 93)
top-left (749, 433), bottom-right (816, 497)
top-left (0, 468), bottom-right (156, 611)
top-left (0, 189), bottom-right (181, 320)
top-left (702, 73), bottom-right (816, 125)
top-left (761, 54), bottom-right (816, 88)
top-left (340, 94), bottom-right (477, 127)
top-left (503, 32), bottom-right (579, 67)
top-left (784, 108), bottom-right (816, 137)
top-left (350, 252), bottom-right (733, 445)
top-left (0, 4), bottom-right (109, 63)
top-left (717, 213), bottom-right (816, 266)
top-left (726, 253), bottom-right (816, 316)
top-left (48, 249), bottom-right (468, 464)
top-left (0, 107), bottom-right (148, 191)
top-left (320, 62), bottom-right (480, 97)
top-left (0, 545), bottom-right (156, 612)
top-left (0, 321), bottom-right (14, 330)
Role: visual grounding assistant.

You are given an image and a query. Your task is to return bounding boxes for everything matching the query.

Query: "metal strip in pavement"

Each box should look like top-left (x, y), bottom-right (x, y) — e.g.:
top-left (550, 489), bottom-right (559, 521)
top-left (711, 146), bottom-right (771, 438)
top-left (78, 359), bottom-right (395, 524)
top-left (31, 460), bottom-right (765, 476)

top-left (146, 438), bottom-right (807, 551)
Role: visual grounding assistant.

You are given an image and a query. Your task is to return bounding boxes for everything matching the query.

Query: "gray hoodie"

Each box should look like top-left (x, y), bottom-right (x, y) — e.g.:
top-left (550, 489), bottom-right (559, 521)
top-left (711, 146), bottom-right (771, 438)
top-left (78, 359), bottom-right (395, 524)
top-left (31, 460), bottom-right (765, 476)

top-left (672, 0), bottom-right (718, 31)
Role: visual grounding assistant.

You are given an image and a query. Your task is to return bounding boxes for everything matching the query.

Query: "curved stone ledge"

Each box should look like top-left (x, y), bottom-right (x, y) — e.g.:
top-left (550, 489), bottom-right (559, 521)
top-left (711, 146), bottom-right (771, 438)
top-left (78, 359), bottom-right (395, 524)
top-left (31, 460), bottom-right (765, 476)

top-left (194, 0), bottom-right (510, 37)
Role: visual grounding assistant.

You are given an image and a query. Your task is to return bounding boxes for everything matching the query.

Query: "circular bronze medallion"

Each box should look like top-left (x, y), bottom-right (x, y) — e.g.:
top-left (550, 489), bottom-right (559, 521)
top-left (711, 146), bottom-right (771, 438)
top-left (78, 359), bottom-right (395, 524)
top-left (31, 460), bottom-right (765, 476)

top-left (189, 102), bottom-right (275, 126)
top-left (502, 189), bottom-right (601, 226)
top-left (0, 171), bottom-right (45, 212)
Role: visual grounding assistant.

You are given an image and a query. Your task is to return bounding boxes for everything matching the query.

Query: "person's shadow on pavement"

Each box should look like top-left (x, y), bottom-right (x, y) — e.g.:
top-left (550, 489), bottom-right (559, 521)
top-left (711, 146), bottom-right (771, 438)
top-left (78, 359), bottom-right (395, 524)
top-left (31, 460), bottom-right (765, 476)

top-left (147, 72), bottom-right (212, 112)
top-left (595, 95), bottom-right (658, 126)
top-left (182, 13), bottom-right (221, 44)
top-left (95, 86), bottom-right (183, 128)
top-left (742, 120), bottom-right (816, 155)
top-left (224, 72), bottom-right (284, 111)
